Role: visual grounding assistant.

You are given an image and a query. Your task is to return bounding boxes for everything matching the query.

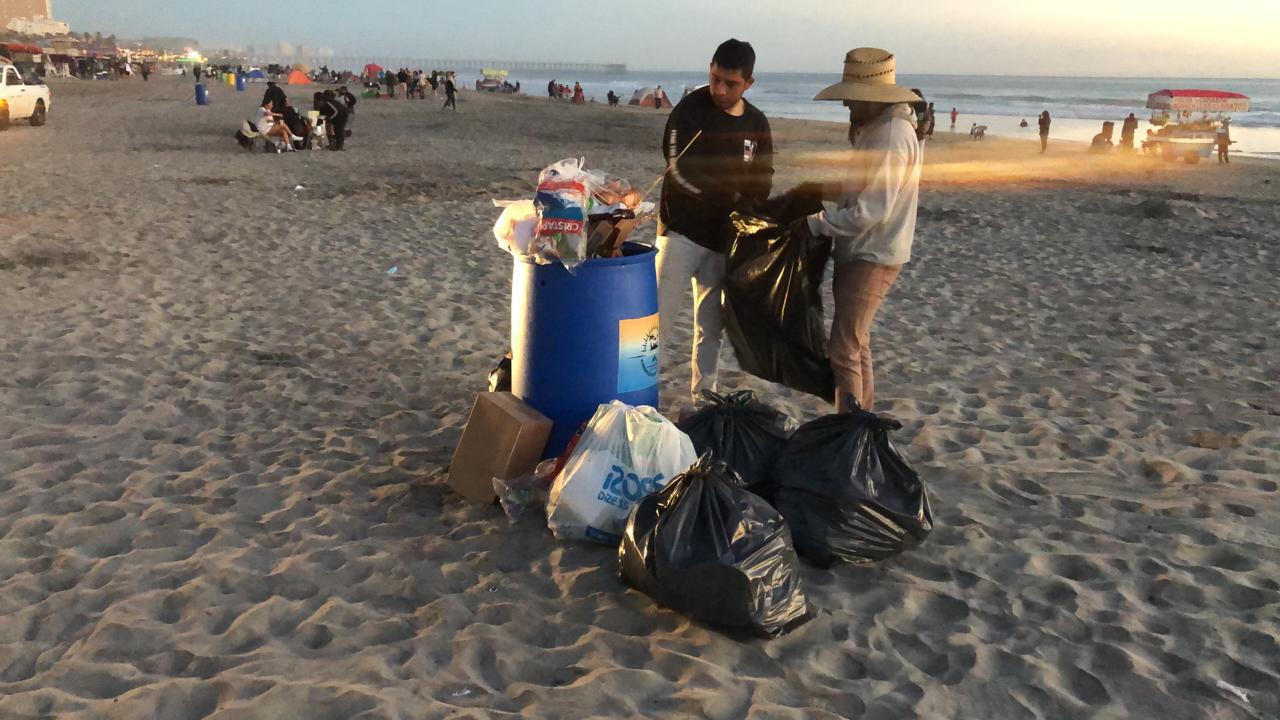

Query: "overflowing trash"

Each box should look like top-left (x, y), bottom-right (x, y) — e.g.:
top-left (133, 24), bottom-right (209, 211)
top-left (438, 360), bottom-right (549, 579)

top-left (618, 453), bottom-right (811, 637)
top-left (722, 187), bottom-right (836, 401)
top-left (493, 158), bottom-right (656, 269)
top-left (773, 405), bottom-right (933, 567)
top-left (676, 390), bottom-right (793, 499)
top-left (546, 401), bottom-right (697, 544)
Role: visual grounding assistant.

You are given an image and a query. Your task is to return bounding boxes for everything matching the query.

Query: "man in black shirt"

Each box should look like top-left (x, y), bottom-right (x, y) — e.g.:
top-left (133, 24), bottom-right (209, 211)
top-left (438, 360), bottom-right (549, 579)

top-left (657, 39), bottom-right (773, 405)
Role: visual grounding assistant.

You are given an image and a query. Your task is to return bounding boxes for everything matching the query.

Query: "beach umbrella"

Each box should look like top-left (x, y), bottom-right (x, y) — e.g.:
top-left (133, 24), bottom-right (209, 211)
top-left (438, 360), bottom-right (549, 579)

top-left (363, 63), bottom-right (383, 78)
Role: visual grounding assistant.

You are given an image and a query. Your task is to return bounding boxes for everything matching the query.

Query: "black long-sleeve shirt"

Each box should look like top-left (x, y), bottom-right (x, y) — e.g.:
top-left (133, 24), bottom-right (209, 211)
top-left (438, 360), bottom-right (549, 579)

top-left (659, 86), bottom-right (773, 252)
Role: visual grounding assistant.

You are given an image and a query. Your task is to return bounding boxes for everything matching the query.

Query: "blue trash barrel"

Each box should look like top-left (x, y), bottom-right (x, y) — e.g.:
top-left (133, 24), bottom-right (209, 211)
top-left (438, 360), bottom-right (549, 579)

top-left (235, 74), bottom-right (246, 92)
top-left (512, 242), bottom-right (660, 457)
top-left (195, 83), bottom-right (208, 105)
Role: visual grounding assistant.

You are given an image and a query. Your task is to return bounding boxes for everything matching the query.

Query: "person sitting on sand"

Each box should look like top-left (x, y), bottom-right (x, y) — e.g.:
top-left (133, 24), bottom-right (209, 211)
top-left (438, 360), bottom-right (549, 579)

top-left (255, 98), bottom-right (302, 150)
top-left (805, 47), bottom-right (923, 412)
top-left (1020, 118), bottom-right (1029, 127)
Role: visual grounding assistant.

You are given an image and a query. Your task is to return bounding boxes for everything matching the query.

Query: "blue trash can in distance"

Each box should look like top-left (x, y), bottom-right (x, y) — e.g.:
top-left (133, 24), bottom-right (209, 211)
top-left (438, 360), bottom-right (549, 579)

top-left (195, 83), bottom-right (208, 105)
top-left (512, 243), bottom-right (660, 457)
top-left (235, 74), bottom-right (246, 92)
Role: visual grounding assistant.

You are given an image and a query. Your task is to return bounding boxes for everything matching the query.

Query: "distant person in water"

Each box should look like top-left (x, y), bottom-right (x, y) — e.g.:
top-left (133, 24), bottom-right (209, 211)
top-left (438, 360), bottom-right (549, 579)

top-left (1038, 111), bottom-right (1051, 153)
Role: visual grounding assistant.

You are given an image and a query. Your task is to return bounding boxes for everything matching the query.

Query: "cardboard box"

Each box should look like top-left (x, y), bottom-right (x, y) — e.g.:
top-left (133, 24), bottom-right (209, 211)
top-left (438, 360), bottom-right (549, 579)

top-left (448, 392), bottom-right (552, 504)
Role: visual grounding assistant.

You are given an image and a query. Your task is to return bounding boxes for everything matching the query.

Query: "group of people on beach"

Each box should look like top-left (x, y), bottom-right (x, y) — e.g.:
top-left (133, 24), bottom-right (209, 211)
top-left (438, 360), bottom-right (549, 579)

top-left (244, 80), bottom-right (356, 152)
top-left (658, 40), bottom-right (925, 413)
top-left (378, 68), bottom-right (455, 103)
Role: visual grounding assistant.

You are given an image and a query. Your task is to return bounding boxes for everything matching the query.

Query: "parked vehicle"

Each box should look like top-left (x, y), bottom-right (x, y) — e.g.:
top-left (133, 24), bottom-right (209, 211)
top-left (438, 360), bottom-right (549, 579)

top-left (0, 60), bottom-right (51, 130)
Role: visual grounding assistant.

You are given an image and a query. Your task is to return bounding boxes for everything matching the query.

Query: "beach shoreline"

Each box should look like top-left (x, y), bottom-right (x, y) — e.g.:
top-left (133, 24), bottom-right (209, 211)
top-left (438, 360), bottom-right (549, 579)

top-left (1, 78), bottom-right (1277, 719)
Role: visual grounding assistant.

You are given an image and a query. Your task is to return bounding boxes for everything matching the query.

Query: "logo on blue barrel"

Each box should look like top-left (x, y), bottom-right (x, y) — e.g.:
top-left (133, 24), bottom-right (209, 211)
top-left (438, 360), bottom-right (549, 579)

top-left (618, 314), bottom-right (660, 393)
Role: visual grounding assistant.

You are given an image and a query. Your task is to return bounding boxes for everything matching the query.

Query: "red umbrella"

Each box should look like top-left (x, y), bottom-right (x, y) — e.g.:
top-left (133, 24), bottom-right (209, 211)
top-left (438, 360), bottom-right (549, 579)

top-left (363, 63), bottom-right (384, 78)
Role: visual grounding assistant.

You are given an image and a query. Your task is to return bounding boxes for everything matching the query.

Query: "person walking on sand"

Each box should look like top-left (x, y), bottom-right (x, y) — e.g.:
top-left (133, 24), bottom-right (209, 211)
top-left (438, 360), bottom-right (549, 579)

top-left (806, 47), bottom-right (923, 412)
top-left (950, 107), bottom-right (958, 130)
top-left (442, 76), bottom-right (457, 110)
top-left (657, 39), bottom-right (773, 406)
top-left (654, 85), bottom-right (664, 109)
top-left (1038, 110), bottom-right (1051, 153)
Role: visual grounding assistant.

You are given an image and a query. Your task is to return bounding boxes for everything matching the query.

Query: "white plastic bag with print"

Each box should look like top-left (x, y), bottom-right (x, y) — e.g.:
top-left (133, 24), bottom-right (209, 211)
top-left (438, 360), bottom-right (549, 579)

top-left (546, 401), bottom-right (698, 544)
top-left (532, 158), bottom-right (592, 269)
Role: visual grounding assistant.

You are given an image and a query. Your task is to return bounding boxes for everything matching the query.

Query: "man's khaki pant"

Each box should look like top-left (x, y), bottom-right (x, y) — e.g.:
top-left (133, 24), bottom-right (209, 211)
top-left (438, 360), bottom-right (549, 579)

top-left (656, 232), bottom-right (725, 406)
top-left (830, 260), bottom-right (901, 413)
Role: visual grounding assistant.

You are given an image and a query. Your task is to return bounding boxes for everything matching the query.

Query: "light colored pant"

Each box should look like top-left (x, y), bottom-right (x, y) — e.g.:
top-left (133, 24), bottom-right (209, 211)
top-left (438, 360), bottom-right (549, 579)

top-left (830, 260), bottom-right (902, 413)
top-left (656, 232), bottom-right (725, 405)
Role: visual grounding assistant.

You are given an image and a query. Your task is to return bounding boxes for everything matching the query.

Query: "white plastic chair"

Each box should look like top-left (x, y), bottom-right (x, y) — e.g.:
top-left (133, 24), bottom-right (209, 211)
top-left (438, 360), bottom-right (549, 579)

top-left (307, 110), bottom-right (327, 149)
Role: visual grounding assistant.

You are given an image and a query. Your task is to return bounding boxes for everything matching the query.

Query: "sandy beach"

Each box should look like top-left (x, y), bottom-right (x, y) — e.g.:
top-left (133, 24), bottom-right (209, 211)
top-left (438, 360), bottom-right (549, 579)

top-left (1, 77), bottom-right (1277, 719)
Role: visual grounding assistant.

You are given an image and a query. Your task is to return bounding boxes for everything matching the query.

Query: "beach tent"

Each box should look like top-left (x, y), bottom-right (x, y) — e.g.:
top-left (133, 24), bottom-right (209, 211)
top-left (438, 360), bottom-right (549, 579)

top-left (363, 63), bottom-right (383, 78)
top-left (245, 68), bottom-right (266, 81)
top-left (1145, 89), bottom-right (1250, 114)
top-left (628, 87), bottom-right (672, 109)
top-left (287, 69), bottom-right (312, 85)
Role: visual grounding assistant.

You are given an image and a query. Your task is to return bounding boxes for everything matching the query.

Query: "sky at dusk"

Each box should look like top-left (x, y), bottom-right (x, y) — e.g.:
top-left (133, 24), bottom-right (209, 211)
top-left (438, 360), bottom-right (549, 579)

top-left (53, 0), bottom-right (1280, 78)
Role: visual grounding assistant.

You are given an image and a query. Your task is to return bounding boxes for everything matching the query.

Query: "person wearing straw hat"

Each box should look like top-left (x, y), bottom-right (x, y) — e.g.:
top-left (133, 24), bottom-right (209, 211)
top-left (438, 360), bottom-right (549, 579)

top-left (806, 48), bottom-right (923, 413)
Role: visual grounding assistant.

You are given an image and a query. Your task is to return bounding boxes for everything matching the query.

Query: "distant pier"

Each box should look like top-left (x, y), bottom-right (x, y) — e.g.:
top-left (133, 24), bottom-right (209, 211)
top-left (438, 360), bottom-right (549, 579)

top-left (243, 55), bottom-right (627, 76)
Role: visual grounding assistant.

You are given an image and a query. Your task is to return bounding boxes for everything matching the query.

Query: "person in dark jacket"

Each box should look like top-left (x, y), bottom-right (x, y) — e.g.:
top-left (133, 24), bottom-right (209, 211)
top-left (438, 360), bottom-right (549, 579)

top-left (281, 99), bottom-right (310, 150)
top-left (1038, 111), bottom-right (1052, 153)
top-left (1121, 112), bottom-right (1138, 151)
top-left (442, 76), bottom-right (457, 110)
top-left (657, 38), bottom-right (773, 405)
top-left (262, 81), bottom-right (287, 114)
top-left (337, 85), bottom-right (357, 136)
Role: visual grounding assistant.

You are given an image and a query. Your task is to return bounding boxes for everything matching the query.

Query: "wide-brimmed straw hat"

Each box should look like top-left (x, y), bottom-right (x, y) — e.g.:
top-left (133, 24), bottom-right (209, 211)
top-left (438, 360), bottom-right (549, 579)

top-left (814, 48), bottom-right (921, 104)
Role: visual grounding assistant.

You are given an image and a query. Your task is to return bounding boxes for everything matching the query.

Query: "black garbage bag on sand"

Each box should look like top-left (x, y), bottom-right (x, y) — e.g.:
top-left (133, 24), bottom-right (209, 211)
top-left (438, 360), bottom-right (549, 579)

top-left (618, 453), bottom-right (810, 638)
top-left (774, 407), bottom-right (933, 567)
top-left (722, 186), bottom-right (835, 402)
top-left (676, 390), bottom-right (792, 499)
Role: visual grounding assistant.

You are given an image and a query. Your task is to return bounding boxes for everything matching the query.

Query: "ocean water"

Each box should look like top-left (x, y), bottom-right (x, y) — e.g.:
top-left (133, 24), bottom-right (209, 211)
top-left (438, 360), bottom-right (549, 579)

top-left (515, 71), bottom-right (1280, 158)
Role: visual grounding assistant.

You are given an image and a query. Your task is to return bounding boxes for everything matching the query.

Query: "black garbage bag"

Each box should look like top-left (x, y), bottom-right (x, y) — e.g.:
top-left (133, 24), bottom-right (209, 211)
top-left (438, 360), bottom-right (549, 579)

top-left (618, 453), bottom-right (810, 638)
top-left (774, 407), bottom-right (933, 567)
top-left (676, 390), bottom-right (792, 499)
top-left (487, 352), bottom-right (512, 393)
top-left (723, 197), bottom-right (835, 402)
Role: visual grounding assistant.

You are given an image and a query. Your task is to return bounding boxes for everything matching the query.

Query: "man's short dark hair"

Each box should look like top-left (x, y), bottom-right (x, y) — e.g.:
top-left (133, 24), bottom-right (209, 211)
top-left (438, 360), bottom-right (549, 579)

top-left (712, 39), bottom-right (756, 80)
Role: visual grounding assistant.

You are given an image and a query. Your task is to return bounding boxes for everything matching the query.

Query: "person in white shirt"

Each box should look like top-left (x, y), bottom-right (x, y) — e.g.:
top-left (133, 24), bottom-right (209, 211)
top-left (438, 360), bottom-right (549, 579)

top-left (254, 98), bottom-right (302, 150)
top-left (806, 48), bottom-right (923, 413)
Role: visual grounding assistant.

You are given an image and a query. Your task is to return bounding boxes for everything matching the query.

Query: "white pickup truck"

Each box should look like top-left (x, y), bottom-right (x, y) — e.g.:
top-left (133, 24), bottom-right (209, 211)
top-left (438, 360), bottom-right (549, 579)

top-left (0, 61), bottom-right (50, 130)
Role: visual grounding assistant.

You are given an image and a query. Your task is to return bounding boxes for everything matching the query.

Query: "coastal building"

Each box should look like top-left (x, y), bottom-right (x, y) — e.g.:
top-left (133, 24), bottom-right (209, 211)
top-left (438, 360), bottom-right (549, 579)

top-left (2, 0), bottom-right (68, 35)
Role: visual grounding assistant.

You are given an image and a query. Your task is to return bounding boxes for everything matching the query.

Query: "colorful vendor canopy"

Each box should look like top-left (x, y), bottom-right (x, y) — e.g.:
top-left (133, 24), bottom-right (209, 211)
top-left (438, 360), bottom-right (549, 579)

top-left (481, 67), bottom-right (508, 80)
top-left (1146, 89), bottom-right (1250, 113)
top-left (363, 63), bottom-right (383, 77)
